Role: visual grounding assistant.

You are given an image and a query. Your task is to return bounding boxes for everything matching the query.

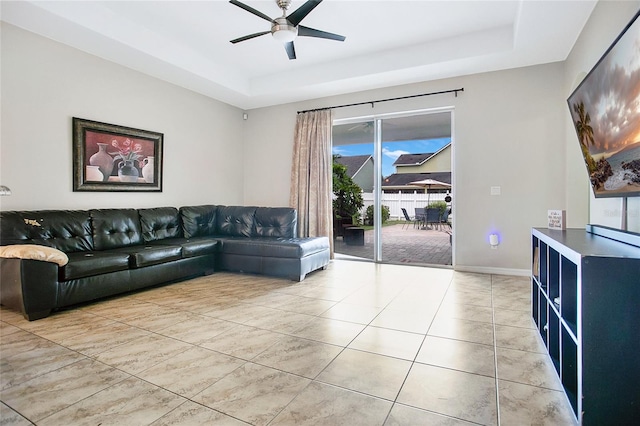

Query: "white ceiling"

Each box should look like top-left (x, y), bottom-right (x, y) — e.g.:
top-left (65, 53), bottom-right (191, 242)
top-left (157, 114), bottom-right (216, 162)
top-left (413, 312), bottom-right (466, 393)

top-left (1, 0), bottom-right (597, 110)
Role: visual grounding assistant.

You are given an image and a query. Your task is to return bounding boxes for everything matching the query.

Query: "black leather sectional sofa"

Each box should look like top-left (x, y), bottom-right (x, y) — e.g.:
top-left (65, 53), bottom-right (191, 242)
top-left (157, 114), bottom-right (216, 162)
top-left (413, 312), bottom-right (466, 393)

top-left (0, 205), bottom-right (330, 320)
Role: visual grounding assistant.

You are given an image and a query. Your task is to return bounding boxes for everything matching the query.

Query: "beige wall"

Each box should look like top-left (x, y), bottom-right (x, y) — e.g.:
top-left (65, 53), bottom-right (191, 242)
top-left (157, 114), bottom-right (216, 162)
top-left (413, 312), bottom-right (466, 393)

top-left (396, 144), bottom-right (452, 174)
top-left (564, 1), bottom-right (640, 232)
top-left (2, 2), bottom-right (637, 273)
top-left (244, 64), bottom-right (566, 274)
top-left (0, 23), bottom-right (245, 211)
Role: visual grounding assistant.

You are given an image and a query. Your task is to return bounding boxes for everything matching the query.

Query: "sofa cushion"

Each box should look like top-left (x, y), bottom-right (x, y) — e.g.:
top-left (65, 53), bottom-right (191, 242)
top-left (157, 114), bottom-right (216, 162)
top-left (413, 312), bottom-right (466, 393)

top-left (216, 206), bottom-right (257, 237)
top-left (220, 237), bottom-right (329, 259)
top-left (146, 237), bottom-right (219, 258)
top-left (180, 205), bottom-right (217, 239)
top-left (254, 207), bottom-right (297, 238)
top-left (90, 209), bottom-right (142, 250)
top-left (139, 207), bottom-right (181, 242)
top-left (0, 210), bottom-right (93, 252)
top-left (111, 245), bottom-right (183, 268)
top-left (62, 251), bottom-right (131, 280)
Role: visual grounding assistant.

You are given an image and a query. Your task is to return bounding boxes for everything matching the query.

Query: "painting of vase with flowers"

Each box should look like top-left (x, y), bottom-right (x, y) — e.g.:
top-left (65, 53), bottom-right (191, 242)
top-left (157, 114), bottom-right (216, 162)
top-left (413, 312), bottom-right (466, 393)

top-left (72, 117), bottom-right (163, 192)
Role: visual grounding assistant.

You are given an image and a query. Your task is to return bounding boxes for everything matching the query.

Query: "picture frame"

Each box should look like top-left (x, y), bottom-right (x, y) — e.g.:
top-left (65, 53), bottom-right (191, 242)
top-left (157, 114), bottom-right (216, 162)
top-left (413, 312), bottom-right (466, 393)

top-left (72, 117), bottom-right (163, 192)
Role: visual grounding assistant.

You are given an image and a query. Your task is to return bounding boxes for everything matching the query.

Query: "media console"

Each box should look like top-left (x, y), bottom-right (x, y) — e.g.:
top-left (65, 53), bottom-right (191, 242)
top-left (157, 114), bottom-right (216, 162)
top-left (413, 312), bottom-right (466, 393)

top-left (531, 225), bottom-right (640, 425)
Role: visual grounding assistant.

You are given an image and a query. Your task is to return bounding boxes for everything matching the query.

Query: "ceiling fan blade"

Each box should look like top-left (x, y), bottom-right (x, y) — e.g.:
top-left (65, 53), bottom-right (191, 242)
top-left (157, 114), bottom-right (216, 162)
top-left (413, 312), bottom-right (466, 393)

top-left (230, 31), bottom-right (270, 44)
top-left (229, 0), bottom-right (274, 22)
top-left (286, 0), bottom-right (322, 27)
top-left (284, 41), bottom-right (296, 60)
top-left (298, 25), bottom-right (345, 41)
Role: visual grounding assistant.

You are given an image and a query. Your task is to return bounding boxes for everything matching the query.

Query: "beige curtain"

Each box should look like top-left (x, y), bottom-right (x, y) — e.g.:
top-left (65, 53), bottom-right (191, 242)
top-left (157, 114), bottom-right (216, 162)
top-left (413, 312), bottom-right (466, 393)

top-left (290, 110), bottom-right (334, 256)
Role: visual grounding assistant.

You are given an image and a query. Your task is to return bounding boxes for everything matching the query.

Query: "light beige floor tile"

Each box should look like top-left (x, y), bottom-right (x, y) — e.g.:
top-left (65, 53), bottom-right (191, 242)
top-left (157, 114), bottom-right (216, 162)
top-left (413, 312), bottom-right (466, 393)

top-left (492, 293), bottom-right (531, 311)
top-left (398, 363), bottom-right (497, 425)
top-left (0, 307), bottom-right (26, 325)
top-left (290, 317), bottom-right (365, 346)
top-left (299, 286), bottom-right (356, 302)
top-left (199, 324), bottom-right (285, 359)
top-left (428, 316), bottom-right (494, 346)
top-left (442, 288), bottom-right (492, 307)
top-left (317, 348), bottom-right (411, 400)
top-left (117, 308), bottom-right (199, 332)
top-left (416, 336), bottom-right (495, 377)
top-left (155, 315), bottom-right (238, 345)
top-left (0, 358), bottom-right (130, 422)
top-left (495, 324), bottom-right (547, 353)
top-left (437, 302), bottom-right (494, 324)
top-left (37, 377), bottom-right (185, 426)
top-left (60, 322), bottom-right (151, 357)
top-left (244, 309), bottom-right (315, 333)
top-left (320, 302), bottom-right (383, 324)
top-left (270, 381), bottom-right (392, 426)
top-left (150, 400), bottom-right (248, 425)
top-left (1, 338), bottom-right (86, 391)
top-left (136, 347), bottom-right (244, 397)
top-left (494, 308), bottom-right (536, 329)
top-left (369, 307), bottom-right (437, 334)
top-left (252, 336), bottom-right (342, 379)
top-left (497, 347), bottom-right (562, 390)
top-left (498, 380), bottom-right (577, 426)
top-left (203, 303), bottom-right (278, 324)
top-left (0, 321), bottom-right (26, 337)
top-left (0, 401), bottom-right (32, 426)
top-left (193, 362), bottom-right (310, 426)
top-left (348, 326), bottom-right (424, 360)
top-left (94, 334), bottom-right (192, 374)
top-left (385, 403), bottom-right (477, 425)
top-left (276, 297), bottom-right (336, 316)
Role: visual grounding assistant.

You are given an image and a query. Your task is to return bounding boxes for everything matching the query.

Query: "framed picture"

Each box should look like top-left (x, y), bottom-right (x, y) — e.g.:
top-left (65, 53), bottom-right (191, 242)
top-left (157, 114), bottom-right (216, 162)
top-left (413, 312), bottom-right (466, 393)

top-left (72, 117), bottom-right (163, 192)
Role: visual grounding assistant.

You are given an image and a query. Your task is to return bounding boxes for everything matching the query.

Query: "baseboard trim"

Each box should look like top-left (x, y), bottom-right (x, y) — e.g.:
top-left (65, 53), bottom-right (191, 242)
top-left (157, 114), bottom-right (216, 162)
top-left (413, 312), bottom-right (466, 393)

top-left (454, 265), bottom-right (529, 277)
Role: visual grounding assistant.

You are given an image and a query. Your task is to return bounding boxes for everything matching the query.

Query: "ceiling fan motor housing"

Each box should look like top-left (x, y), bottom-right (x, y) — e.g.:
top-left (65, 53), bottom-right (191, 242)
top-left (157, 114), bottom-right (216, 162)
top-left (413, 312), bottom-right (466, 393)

top-left (271, 17), bottom-right (298, 42)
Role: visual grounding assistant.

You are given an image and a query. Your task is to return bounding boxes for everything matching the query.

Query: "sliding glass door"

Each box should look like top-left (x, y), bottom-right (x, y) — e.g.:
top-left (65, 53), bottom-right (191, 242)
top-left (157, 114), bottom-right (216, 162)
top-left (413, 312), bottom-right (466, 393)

top-left (332, 109), bottom-right (453, 266)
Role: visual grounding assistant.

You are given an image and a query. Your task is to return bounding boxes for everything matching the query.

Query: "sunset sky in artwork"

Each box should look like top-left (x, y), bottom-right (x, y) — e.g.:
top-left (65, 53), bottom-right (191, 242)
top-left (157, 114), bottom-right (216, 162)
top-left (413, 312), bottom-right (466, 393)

top-left (569, 14), bottom-right (640, 155)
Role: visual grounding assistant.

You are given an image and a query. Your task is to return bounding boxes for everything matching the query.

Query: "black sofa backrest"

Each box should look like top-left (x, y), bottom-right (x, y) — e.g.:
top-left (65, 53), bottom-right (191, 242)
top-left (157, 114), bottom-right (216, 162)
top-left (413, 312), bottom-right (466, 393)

top-left (180, 205), bottom-right (217, 239)
top-left (90, 209), bottom-right (142, 250)
top-left (139, 207), bottom-right (181, 242)
top-left (254, 207), bottom-right (297, 238)
top-left (216, 206), bottom-right (257, 237)
top-left (0, 210), bottom-right (93, 252)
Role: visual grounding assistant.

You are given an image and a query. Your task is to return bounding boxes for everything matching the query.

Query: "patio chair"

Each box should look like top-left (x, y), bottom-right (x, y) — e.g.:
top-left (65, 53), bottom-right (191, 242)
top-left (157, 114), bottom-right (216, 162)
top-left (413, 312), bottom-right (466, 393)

top-left (425, 208), bottom-right (441, 230)
top-left (414, 208), bottom-right (426, 229)
top-left (401, 208), bottom-right (415, 230)
top-left (440, 207), bottom-right (452, 231)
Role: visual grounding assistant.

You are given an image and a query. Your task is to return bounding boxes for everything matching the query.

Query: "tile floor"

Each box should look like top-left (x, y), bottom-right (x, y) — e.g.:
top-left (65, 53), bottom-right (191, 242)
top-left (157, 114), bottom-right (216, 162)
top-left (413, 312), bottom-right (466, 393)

top-left (0, 260), bottom-right (577, 425)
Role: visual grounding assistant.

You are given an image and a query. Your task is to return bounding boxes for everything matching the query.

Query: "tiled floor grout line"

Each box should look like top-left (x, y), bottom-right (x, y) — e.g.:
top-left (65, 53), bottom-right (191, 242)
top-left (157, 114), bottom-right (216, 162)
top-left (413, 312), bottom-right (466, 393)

top-left (491, 275), bottom-right (502, 426)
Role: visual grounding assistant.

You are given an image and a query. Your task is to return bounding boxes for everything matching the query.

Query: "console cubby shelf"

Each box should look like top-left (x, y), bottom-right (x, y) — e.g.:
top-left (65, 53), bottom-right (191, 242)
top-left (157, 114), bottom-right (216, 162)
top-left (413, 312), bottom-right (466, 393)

top-left (531, 226), bottom-right (640, 425)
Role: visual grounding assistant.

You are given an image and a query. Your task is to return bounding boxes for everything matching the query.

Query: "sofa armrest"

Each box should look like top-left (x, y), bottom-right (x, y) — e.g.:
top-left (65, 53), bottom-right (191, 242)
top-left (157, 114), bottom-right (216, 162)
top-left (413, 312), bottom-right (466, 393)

top-left (0, 258), bottom-right (59, 320)
top-left (0, 244), bottom-right (69, 266)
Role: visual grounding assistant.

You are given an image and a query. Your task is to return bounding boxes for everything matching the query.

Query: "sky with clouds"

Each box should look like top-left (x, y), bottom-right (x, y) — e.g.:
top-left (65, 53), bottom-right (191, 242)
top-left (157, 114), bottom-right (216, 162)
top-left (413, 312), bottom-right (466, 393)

top-left (569, 14), bottom-right (640, 155)
top-left (332, 137), bottom-right (450, 177)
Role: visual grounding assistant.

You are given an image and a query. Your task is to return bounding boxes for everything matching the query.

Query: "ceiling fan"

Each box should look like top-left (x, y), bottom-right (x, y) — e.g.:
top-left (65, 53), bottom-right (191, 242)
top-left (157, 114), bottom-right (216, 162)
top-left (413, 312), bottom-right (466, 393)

top-left (229, 0), bottom-right (345, 60)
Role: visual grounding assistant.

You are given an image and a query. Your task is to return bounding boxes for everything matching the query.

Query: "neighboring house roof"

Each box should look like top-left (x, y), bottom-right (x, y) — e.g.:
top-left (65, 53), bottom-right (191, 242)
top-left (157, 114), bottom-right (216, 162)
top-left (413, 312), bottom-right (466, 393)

top-left (382, 172), bottom-right (452, 188)
top-left (393, 153), bottom-right (434, 166)
top-left (393, 143), bottom-right (451, 167)
top-left (335, 155), bottom-right (372, 179)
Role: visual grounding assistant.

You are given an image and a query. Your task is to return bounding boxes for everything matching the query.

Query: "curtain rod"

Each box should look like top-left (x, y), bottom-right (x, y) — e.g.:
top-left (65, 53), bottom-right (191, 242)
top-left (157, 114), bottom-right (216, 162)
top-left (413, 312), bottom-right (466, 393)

top-left (297, 87), bottom-right (464, 114)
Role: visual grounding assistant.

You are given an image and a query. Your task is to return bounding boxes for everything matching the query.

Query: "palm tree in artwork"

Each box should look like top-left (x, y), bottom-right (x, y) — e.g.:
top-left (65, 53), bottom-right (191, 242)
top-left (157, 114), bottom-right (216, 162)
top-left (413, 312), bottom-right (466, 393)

top-left (573, 102), bottom-right (595, 148)
top-left (572, 101), bottom-right (597, 173)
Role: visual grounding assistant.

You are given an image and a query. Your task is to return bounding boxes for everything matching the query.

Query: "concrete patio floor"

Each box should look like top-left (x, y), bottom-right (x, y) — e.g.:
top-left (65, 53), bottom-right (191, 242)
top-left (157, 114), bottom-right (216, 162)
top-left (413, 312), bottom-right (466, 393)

top-left (334, 223), bottom-right (452, 266)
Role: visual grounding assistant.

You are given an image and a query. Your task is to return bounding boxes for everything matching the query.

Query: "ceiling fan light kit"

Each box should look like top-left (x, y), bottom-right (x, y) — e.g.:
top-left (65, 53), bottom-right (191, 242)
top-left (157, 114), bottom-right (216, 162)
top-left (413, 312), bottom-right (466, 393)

top-left (230, 0), bottom-right (345, 60)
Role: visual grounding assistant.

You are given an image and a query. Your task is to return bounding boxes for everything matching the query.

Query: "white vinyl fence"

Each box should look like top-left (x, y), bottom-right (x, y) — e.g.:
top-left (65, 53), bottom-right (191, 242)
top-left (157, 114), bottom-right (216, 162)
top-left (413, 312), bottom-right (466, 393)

top-left (361, 192), bottom-right (449, 221)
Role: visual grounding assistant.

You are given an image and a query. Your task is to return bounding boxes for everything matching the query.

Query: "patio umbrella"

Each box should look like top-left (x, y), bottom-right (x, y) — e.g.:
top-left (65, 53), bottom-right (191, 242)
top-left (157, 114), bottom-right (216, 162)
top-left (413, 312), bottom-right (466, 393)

top-left (409, 178), bottom-right (451, 206)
